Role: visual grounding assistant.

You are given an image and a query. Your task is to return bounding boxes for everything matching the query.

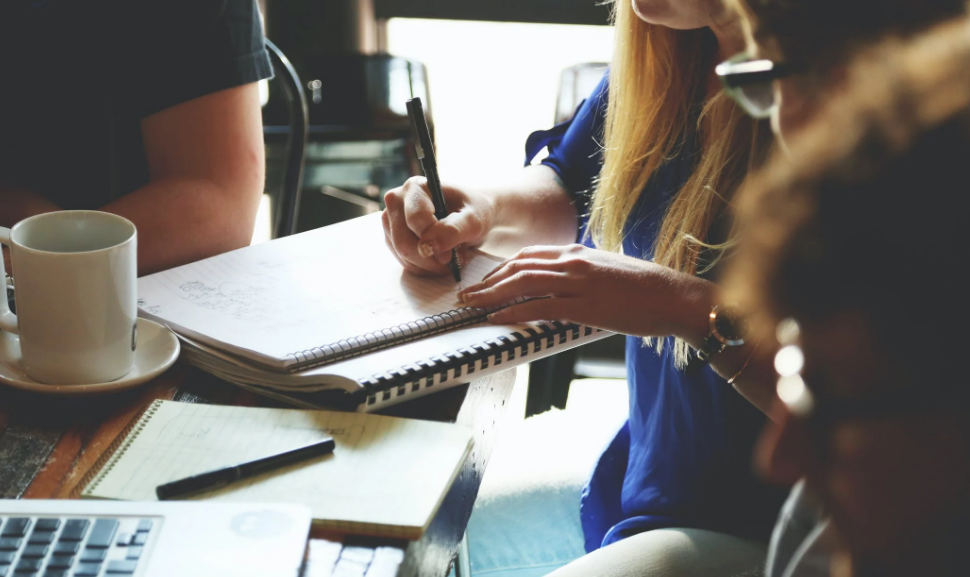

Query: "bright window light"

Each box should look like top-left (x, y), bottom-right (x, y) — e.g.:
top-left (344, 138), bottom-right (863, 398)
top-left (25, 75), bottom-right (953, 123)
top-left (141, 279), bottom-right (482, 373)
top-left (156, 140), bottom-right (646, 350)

top-left (252, 19), bottom-right (613, 246)
top-left (387, 19), bottom-right (613, 185)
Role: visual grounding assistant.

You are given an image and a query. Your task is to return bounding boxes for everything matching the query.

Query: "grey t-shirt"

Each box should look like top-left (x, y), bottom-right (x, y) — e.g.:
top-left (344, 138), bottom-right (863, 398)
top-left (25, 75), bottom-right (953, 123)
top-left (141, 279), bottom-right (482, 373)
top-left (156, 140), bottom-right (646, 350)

top-left (0, 0), bottom-right (273, 210)
top-left (766, 480), bottom-right (837, 577)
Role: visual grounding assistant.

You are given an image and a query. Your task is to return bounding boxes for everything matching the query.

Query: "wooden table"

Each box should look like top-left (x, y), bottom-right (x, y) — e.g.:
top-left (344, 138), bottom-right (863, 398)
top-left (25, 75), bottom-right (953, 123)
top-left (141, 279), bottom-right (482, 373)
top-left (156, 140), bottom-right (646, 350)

top-left (0, 362), bottom-right (516, 577)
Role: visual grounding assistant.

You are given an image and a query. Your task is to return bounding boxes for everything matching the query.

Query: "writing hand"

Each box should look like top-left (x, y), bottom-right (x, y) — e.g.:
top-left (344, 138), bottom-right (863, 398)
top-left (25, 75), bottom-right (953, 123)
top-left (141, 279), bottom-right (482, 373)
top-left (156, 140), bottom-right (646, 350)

top-left (458, 244), bottom-right (715, 340)
top-left (382, 176), bottom-right (493, 276)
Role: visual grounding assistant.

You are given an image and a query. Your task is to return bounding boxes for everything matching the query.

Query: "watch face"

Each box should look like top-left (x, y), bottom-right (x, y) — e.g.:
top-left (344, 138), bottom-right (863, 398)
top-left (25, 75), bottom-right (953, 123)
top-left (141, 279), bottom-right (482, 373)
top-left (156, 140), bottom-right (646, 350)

top-left (712, 306), bottom-right (747, 346)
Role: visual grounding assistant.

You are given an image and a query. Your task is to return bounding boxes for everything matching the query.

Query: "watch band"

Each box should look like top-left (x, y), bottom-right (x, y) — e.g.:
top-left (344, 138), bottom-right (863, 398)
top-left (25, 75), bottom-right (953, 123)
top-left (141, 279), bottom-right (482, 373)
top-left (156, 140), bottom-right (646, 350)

top-left (685, 334), bottom-right (725, 375)
top-left (685, 305), bottom-right (746, 375)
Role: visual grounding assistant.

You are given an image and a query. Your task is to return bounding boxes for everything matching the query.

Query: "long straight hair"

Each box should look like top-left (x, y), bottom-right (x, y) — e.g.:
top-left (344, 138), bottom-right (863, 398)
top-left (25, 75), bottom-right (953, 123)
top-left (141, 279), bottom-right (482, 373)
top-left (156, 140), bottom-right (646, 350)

top-left (588, 0), bottom-right (768, 365)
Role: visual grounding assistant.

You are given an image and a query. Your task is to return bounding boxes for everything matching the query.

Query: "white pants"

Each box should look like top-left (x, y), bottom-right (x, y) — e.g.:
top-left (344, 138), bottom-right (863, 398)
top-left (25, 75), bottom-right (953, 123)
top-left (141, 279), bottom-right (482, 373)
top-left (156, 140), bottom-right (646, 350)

top-left (544, 528), bottom-right (767, 577)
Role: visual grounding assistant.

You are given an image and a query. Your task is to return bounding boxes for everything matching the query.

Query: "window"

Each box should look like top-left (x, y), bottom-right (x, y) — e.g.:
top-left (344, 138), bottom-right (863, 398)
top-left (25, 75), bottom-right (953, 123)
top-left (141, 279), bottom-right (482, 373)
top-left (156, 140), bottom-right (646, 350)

top-left (387, 19), bottom-right (613, 184)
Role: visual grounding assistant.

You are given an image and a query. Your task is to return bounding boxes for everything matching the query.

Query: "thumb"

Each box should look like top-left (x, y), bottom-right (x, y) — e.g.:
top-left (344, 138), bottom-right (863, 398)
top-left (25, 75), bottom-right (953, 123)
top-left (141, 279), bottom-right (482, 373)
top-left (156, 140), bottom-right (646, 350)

top-left (419, 209), bottom-right (486, 255)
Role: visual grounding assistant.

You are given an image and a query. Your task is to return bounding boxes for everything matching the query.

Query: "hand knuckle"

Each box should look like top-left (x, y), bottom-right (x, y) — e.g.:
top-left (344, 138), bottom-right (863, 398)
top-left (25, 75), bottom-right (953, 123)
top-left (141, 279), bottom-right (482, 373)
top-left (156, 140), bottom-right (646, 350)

top-left (404, 176), bottom-right (428, 190)
top-left (518, 271), bottom-right (542, 283)
top-left (384, 189), bottom-right (402, 205)
top-left (565, 257), bottom-right (591, 273)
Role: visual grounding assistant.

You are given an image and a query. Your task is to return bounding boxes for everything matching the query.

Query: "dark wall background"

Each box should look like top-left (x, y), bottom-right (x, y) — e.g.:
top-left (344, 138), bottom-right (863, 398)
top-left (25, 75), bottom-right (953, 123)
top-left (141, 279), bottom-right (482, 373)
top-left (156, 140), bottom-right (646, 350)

top-left (374, 0), bottom-right (612, 26)
top-left (265, 0), bottom-right (612, 58)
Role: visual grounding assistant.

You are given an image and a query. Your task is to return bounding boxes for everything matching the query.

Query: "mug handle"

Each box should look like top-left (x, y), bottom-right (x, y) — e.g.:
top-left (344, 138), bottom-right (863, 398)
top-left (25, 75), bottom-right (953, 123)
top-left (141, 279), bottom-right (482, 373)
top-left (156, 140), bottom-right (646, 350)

top-left (0, 226), bottom-right (18, 334)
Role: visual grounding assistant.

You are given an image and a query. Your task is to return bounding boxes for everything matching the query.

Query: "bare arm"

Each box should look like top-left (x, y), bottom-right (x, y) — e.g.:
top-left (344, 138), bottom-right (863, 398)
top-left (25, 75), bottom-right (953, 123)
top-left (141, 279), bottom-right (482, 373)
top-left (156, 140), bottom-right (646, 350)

top-left (2, 84), bottom-right (264, 276)
top-left (0, 185), bottom-right (60, 229)
top-left (105, 83), bottom-right (265, 275)
top-left (477, 165), bottom-right (580, 253)
top-left (382, 164), bottom-right (579, 276)
top-left (456, 245), bottom-right (778, 416)
top-left (672, 284), bottom-right (778, 415)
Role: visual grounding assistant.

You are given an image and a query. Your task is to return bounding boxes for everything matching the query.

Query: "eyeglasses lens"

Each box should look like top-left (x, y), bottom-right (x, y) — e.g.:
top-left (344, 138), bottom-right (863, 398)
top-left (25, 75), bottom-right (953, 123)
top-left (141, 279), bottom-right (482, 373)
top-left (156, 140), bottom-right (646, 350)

top-left (735, 83), bottom-right (775, 119)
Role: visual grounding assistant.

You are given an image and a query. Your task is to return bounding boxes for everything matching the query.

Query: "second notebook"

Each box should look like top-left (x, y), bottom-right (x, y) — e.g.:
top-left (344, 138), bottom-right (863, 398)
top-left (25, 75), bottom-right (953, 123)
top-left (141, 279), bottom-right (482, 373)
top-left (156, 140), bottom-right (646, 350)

top-left (80, 400), bottom-right (473, 540)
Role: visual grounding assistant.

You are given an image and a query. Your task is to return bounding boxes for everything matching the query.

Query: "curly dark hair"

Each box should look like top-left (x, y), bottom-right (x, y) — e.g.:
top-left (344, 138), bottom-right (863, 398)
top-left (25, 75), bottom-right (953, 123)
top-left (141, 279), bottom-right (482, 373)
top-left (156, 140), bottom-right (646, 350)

top-left (733, 0), bottom-right (966, 73)
top-left (727, 18), bottom-right (970, 377)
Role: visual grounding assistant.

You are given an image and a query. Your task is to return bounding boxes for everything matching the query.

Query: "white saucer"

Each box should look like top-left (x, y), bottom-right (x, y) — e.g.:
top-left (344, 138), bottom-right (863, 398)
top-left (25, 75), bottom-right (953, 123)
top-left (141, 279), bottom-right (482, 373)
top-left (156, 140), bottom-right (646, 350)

top-left (0, 317), bottom-right (180, 395)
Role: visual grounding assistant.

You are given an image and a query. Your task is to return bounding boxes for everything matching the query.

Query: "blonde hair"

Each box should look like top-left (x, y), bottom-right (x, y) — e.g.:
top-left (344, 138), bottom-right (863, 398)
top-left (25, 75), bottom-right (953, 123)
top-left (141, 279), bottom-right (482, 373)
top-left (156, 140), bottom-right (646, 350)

top-left (588, 0), bottom-right (768, 365)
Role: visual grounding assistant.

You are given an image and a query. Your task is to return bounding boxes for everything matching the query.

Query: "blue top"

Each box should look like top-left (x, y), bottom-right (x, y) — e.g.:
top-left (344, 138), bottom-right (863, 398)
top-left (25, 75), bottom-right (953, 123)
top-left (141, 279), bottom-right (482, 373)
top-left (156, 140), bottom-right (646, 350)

top-left (526, 73), bottom-right (785, 552)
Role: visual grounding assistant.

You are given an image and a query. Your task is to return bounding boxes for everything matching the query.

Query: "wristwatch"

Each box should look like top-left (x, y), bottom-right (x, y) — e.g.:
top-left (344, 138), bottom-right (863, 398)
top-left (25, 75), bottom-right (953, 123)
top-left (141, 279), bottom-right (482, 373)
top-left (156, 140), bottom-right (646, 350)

top-left (685, 304), bottom-right (747, 374)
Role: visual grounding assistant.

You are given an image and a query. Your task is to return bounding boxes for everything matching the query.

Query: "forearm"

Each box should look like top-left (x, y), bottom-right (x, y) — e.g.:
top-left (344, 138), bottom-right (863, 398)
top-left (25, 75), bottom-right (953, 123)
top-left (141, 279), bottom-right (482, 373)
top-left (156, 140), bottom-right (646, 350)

top-left (479, 165), bottom-right (580, 254)
top-left (671, 281), bottom-right (776, 415)
top-left (102, 177), bottom-right (260, 276)
top-left (723, 349), bottom-right (777, 416)
top-left (0, 184), bottom-right (61, 228)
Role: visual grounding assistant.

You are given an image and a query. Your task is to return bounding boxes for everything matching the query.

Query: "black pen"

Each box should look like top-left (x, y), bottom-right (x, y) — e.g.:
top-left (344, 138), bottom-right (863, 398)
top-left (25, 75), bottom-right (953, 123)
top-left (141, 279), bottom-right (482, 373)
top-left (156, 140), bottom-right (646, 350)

top-left (406, 97), bottom-right (462, 283)
top-left (156, 437), bottom-right (336, 500)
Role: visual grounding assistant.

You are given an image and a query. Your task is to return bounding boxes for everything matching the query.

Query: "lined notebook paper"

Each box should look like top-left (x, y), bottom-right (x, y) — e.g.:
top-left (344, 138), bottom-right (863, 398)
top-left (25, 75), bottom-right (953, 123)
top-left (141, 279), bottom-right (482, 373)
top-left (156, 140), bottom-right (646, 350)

top-left (138, 213), bottom-right (513, 371)
top-left (81, 400), bottom-right (473, 540)
top-left (137, 213), bottom-right (612, 411)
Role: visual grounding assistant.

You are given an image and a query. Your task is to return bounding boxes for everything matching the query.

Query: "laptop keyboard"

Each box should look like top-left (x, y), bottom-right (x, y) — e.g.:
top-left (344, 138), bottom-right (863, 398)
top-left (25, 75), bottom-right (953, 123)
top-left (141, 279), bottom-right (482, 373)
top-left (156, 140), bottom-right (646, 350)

top-left (0, 516), bottom-right (155, 577)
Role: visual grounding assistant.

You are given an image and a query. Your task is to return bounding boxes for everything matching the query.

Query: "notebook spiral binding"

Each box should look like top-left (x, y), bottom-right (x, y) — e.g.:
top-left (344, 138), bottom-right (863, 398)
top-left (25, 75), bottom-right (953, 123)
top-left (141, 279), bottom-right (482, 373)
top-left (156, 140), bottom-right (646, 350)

top-left (285, 298), bottom-right (527, 373)
top-left (357, 320), bottom-right (603, 407)
top-left (74, 399), bottom-right (165, 498)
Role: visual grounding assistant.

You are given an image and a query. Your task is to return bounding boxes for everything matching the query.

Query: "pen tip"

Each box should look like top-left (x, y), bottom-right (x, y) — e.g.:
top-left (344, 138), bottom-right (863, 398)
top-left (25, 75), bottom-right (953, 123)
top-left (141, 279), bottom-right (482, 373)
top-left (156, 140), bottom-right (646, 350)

top-left (449, 249), bottom-right (461, 283)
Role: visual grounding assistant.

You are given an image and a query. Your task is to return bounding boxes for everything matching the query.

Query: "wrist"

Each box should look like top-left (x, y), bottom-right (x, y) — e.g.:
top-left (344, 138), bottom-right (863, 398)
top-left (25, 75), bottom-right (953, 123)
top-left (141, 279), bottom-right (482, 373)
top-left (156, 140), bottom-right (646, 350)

top-left (670, 275), bottom-right (719, 347)
top-left (683, 299), bottom-right (749, 376)
top-left (475, 188), bottom-right (498, 235)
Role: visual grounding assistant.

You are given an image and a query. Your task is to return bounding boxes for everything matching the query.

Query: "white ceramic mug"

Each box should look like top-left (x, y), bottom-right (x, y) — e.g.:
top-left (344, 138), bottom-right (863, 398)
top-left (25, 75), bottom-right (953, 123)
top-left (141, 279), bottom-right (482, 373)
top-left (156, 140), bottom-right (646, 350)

top-left (0, 211), bottom-right (137, 384)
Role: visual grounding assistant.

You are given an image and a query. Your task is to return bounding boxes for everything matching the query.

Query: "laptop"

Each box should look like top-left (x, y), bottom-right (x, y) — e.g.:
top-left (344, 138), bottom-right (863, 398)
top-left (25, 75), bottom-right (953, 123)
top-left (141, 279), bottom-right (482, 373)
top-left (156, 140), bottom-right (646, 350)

top-left (0, 499), bottom-right (311, 577)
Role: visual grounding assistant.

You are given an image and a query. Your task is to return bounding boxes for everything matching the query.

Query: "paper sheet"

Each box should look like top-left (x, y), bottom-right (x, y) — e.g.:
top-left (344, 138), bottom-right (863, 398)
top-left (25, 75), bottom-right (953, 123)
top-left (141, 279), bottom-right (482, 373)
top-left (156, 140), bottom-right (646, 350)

top-left (137, 213), bottom-right (503, 368)
top-left (84, 400), bottom-right (472, 538)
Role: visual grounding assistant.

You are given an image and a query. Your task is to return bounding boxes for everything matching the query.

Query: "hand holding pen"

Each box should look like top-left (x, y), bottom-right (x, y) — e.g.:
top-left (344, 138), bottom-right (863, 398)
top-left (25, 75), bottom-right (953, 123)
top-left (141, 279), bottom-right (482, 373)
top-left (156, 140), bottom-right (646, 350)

top-left (404, 97), bottom-right (462, 283)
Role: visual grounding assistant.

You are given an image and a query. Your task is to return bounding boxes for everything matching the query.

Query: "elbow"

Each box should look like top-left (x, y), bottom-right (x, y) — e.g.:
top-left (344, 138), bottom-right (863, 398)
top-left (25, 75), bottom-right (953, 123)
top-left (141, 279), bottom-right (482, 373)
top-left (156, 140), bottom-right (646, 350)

top-left (219, 151), bottom-right (266, 252)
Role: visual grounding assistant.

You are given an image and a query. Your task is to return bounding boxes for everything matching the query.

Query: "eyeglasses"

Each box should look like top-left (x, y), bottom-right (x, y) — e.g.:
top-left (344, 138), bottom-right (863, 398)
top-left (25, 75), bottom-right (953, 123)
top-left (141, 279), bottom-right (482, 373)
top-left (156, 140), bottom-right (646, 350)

top-left (773, 319), bottom-right (968, 424)
top-left (716, 52), bottom-right (794, 119)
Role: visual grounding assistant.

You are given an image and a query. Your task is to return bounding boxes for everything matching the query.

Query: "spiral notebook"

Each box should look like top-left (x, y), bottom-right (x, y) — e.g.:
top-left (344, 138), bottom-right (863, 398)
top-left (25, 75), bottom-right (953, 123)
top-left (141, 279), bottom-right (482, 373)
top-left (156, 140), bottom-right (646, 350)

top-left (137, 213), bottom-right (611, 411)
top-left (79, 400), bottom-right (473, 540)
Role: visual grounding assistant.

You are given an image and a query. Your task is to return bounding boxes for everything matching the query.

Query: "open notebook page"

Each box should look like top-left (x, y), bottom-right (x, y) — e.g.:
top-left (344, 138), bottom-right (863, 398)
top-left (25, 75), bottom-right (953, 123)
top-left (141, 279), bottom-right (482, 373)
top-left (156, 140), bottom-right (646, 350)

top-left (137, 213), bottom-right (504, 369)
top-left (83, 401), bottom-right (473, 539)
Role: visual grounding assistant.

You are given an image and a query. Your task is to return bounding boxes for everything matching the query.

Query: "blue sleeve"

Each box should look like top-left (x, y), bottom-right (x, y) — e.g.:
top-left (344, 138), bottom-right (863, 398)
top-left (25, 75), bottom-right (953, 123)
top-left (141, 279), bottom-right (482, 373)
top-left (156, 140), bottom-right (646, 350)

top-left (524, 72), bottom-right (609, 218)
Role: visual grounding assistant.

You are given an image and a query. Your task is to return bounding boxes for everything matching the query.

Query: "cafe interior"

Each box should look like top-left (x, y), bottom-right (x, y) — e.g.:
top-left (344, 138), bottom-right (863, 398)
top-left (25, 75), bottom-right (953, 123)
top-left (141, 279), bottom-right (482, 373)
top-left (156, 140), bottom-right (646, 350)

top-left (1, 0), bottom-right (969, 576)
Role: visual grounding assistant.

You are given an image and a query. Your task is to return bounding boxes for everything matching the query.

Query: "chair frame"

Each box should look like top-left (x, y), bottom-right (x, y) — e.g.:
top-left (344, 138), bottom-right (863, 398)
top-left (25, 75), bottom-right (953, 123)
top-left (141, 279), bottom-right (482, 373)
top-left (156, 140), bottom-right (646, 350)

top-left (264, 38), bottom-right (309, 239)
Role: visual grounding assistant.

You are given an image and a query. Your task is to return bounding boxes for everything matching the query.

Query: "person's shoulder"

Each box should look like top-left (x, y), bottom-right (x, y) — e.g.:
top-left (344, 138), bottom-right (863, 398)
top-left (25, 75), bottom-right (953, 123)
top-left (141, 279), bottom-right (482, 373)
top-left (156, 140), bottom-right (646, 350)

top-left (119, 0), bottom-right (258, 29)
top-left (111, 0), bottom-right (270, 119)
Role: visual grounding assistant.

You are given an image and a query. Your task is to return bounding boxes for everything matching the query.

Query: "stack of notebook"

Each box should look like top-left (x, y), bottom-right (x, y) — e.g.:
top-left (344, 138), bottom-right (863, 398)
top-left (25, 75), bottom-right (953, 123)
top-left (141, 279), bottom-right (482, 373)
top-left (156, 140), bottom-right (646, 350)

top-left (137, 214), bottom-right (611, 411)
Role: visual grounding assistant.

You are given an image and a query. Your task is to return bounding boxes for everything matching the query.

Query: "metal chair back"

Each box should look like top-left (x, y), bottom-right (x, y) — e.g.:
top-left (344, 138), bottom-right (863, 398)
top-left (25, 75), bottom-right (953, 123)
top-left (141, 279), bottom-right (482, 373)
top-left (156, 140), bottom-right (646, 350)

top-left (264, 39), bottom-right (308, 239)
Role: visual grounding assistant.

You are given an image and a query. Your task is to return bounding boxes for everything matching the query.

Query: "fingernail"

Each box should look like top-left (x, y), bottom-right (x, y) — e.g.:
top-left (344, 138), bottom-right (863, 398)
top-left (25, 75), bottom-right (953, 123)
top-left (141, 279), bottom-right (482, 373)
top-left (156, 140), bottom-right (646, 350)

top-left (435, 252), bottom-right (451, 265)
top-left (418, 242), bottom-right (434, 258)
top-left (487, 313), bottom-right (499, 323)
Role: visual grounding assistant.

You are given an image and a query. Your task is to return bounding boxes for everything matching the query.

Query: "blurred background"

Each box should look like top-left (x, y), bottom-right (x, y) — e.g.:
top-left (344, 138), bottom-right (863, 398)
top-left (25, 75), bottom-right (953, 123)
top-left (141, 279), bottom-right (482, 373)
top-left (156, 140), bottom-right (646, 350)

top-left (252, 0), bottom-right (613, 243)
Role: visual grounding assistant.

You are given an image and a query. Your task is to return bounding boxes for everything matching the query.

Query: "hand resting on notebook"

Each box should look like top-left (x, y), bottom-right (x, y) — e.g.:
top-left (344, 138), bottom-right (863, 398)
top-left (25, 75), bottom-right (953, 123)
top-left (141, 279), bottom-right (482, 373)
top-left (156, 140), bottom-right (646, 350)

top-left (458, 244), bottom-right (718, 345)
